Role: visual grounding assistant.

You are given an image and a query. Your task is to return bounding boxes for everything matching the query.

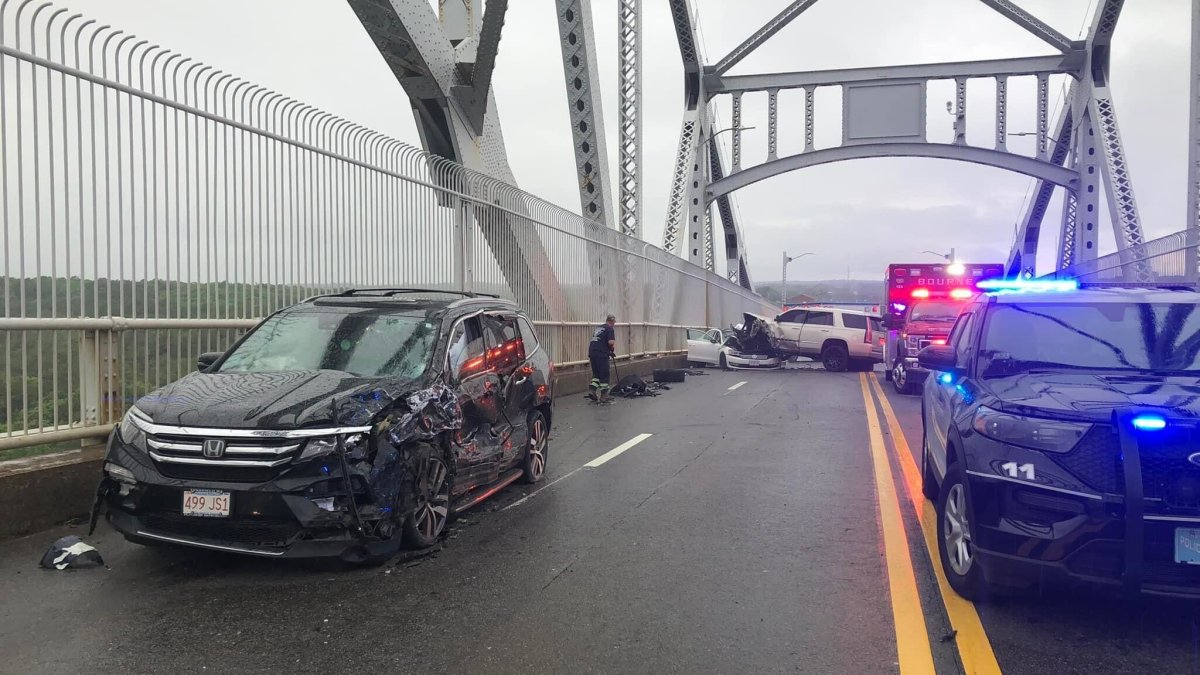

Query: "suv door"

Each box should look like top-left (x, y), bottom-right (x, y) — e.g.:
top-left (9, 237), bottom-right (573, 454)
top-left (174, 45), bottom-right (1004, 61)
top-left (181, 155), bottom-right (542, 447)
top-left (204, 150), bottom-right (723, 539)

top-left (775, 309), bottom-right (808, 343)
top-left (447, 316), bottom-right (502, 490)
top-left (484, 314), bottom-right (532, 471)
top-left (797, 310), bottom-right (835, 352)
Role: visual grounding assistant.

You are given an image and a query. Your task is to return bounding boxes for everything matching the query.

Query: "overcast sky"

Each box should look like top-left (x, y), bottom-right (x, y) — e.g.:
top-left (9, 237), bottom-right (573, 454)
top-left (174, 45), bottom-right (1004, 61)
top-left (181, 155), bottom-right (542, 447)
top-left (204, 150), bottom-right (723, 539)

top-left (60, 0), bottom-right (1194, 282)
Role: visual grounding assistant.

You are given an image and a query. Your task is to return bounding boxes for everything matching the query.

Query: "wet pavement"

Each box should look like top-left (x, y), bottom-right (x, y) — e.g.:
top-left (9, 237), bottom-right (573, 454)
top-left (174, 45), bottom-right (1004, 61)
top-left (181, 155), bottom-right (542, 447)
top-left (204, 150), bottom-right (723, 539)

top-left (4, 367), bottom-right (1200, 673)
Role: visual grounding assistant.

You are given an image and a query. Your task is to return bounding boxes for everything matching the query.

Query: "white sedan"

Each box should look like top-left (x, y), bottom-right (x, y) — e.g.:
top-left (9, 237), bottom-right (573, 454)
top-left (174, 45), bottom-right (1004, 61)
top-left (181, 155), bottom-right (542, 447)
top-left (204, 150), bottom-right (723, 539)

top-left (686, 328), bottom-right (782, 370)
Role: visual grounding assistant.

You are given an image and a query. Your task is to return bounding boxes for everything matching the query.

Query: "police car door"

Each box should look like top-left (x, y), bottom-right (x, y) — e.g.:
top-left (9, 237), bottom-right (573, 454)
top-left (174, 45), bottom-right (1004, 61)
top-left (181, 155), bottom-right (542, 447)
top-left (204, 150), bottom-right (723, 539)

top-left (926, 310), bottom-right (977, 476)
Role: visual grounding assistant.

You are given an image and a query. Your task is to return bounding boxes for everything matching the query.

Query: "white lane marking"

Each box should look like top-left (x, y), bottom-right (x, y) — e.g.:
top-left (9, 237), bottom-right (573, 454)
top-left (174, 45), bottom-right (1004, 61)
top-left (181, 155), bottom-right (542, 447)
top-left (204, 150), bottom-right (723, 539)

top-left (727, 380), bottom-right (747, 391)
top-left (585, 433), bottom-right (653, 468)
top-left (501, 465), bottom-right (587, 511)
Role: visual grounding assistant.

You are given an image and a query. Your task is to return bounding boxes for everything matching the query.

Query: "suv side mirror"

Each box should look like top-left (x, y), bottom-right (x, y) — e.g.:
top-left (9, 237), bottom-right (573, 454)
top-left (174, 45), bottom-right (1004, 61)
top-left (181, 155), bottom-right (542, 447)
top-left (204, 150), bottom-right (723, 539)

top-left (917, 345), bottom-right (958, 373)
top-left (197, 352), bottom-right (222, 372)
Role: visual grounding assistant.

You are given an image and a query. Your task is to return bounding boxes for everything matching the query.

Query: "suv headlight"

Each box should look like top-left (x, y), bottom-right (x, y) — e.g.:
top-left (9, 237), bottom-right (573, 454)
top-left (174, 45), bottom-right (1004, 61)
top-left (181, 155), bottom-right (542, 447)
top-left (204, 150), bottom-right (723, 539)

top-left (971, 406), bottom-right (1090, 453)
top-left (299, 433), bottom-right (365, 462)
top-left (117, 406), bottom-right (151, 452)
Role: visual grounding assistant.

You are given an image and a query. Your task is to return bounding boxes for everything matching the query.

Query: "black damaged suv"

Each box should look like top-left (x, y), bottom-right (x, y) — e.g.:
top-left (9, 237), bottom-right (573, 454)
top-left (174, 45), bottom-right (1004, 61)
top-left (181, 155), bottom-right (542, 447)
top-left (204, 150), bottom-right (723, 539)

top-left (96, 289), bottom-right (553, 563)
top-left (919, 284), bottom-right (1200, 598)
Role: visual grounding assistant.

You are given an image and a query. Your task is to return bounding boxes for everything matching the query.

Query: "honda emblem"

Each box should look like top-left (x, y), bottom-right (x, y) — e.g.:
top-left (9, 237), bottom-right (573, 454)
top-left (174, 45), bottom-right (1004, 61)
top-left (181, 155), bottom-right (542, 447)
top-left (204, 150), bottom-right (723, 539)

top-left (202, 439), bottom-right (226, 458)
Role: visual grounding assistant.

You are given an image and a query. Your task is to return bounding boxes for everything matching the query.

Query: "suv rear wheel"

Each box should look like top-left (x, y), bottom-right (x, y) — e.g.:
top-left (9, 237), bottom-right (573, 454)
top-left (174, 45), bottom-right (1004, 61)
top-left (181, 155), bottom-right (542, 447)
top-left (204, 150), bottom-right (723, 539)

top-left (820, 343), bottom-right (849, 372)
top-left (520, 410), bottom-right (548, 484)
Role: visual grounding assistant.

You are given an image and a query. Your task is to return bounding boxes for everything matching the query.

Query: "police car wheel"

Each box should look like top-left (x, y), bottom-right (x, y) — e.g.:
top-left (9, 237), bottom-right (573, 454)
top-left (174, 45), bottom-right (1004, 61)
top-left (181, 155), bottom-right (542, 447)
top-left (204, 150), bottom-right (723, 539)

top-left (937, 464), bottom-right (986, 600)
top-left (920, 424), bottom-right (939, 501)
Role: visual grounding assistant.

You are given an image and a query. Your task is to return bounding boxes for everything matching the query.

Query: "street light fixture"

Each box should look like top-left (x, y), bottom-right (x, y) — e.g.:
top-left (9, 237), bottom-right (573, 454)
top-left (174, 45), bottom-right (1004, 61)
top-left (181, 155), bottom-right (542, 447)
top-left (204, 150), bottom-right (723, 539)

top-left (924, 248), bottom-right (964, 275)
top-left (711, 125), bottom-right (756, 140)
top-left (781, 251), bottom-right (813, 306)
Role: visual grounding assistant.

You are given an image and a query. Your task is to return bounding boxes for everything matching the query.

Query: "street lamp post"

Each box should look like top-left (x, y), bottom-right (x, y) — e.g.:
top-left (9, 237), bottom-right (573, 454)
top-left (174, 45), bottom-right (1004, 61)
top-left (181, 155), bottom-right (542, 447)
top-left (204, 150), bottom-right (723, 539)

top-left (781, 251), bottom-right (812, 306)
top-left (923, 247), bottom-right (964, 275)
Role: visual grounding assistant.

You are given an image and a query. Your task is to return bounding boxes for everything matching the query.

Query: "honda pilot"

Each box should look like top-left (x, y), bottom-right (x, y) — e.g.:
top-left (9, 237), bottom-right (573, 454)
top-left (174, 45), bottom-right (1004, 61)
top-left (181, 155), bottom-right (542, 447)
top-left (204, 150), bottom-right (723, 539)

top-left (96, 289), bottom-right (553, 563)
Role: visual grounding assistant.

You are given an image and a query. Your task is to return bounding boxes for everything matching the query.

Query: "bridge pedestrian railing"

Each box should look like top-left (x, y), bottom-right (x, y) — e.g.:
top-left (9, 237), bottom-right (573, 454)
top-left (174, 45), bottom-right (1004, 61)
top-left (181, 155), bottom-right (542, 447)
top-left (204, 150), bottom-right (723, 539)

top-left (0, 1), bottom-right (773, 454)
top-left (1046, 229), bottom-right (1200, 285)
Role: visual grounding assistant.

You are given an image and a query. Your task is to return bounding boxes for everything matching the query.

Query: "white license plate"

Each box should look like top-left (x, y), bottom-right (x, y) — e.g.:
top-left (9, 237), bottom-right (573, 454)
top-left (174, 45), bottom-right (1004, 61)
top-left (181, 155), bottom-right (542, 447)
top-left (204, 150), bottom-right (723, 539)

top-left (182, 489), bottom-right (231, 518)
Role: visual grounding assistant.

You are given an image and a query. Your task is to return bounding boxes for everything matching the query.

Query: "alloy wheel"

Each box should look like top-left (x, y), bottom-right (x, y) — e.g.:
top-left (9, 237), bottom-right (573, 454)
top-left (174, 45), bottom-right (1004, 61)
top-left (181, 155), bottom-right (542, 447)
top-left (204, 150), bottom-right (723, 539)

top-left (943, 482), bottom-right (973, 575)
top-left (527, 416), bottom-right (547, 481)
top-left (413, 457), bottom-right (450, 540)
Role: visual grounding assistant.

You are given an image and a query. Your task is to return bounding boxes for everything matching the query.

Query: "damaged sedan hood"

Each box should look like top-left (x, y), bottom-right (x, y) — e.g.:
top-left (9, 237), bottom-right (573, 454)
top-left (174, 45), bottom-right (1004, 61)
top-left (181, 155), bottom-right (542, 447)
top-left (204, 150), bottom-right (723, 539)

top-left (135, 370), bottom-right (424, 429)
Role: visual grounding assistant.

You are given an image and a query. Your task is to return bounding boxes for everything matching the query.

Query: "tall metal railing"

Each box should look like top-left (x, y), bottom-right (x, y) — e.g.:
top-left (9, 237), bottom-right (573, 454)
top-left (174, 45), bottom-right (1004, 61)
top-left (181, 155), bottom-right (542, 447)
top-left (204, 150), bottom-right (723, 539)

top-left (1046, 229), bottom-right (1200, 285)
top-left (0, 1), bottom-right (773, 453)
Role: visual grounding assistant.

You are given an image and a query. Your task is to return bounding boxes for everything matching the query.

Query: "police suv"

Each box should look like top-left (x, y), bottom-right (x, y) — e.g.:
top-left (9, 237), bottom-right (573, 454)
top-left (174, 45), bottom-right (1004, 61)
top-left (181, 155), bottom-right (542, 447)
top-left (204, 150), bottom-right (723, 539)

top-left (918, 280), bottom-right (1200, 598)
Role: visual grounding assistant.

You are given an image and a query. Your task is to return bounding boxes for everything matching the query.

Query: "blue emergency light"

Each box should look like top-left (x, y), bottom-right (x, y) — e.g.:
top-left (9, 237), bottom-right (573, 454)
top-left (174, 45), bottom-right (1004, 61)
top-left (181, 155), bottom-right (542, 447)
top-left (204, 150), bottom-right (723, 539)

top-left (976, 278), bottom-right (1079, 293)
top-left (1131, 414), bottom-right (1167, 431)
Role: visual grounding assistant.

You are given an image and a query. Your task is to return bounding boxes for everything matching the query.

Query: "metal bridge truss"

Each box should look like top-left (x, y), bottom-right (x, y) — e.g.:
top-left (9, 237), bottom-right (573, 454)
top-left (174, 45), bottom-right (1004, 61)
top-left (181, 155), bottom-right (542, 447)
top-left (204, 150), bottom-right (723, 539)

top-left (661, 0), bottom-right (1163, 280)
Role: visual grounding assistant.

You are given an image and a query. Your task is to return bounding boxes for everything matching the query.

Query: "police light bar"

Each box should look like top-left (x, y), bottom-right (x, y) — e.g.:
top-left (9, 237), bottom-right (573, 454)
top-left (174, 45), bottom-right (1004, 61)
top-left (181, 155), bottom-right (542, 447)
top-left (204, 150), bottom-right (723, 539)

top-left (976, 279), bottom-right (1078, 292)
top-left (949, 288), bottom-right (973, 299)
top-left (1131, 414), bottom-right (1167, 431)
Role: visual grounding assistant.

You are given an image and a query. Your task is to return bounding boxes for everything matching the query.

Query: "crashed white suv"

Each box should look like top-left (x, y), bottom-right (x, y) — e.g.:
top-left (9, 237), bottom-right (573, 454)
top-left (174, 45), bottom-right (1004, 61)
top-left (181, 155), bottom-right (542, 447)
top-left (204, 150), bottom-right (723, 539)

top-left (740, 307), bottom-right (881, 372)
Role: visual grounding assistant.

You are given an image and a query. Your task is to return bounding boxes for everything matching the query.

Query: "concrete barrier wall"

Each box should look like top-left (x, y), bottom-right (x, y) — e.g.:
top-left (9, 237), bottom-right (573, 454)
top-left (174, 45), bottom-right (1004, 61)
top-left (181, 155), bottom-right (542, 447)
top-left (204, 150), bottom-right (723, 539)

top-left (0, 354), bottom-right (688, 542)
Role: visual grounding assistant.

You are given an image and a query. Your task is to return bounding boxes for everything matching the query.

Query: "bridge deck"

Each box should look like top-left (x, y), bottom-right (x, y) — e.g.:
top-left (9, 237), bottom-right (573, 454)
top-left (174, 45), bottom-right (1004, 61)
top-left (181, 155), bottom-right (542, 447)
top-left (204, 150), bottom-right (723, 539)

top-left (1, 368), bottom-right (1196, 673)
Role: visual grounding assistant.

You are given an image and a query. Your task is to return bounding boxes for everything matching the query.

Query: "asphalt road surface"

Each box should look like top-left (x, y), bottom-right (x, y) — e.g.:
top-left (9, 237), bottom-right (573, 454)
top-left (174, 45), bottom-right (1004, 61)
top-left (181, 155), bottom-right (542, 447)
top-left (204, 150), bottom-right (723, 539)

top-left (2, 366), bottom-right (1200, 674)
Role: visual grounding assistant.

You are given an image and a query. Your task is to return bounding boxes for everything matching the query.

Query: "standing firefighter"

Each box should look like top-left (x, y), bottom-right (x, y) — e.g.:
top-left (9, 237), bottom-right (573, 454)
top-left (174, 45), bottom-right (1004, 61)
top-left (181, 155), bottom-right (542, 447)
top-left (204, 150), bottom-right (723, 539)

top-left (588, 315), bottom-right (617, 403)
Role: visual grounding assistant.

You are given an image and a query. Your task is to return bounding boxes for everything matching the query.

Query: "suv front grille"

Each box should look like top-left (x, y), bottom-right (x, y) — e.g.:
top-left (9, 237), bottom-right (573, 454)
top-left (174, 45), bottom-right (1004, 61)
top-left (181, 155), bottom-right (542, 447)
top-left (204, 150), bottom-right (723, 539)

top-left (1053, 425), bottom-right (1121, 493)
top-left (131, 417), bottom-right (372, 483)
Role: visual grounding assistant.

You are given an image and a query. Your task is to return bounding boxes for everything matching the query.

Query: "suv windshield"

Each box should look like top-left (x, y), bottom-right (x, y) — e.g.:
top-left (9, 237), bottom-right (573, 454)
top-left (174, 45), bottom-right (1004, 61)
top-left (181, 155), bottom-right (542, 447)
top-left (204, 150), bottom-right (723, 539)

top-left (909, 301), bottom-right (961, 323)
top-left (219, 308), bottom-right (437, 378)
top-left (980, 302), bottom-right (1200, 376)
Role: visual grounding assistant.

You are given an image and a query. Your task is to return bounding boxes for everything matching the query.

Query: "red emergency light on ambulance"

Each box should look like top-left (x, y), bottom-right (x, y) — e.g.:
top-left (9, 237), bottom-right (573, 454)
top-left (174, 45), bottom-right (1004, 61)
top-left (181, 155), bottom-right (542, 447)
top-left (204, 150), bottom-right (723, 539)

top-left (881, 262), bottom-right (1003, 326)
top-left (881, 261), bottom-right (1002, 395)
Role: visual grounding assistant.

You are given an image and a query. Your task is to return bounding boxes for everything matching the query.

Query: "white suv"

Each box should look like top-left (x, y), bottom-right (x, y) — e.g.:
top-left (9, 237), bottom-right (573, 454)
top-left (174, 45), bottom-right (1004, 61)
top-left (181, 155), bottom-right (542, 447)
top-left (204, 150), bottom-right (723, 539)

top-left (745, 307), bottom-right (881, 372)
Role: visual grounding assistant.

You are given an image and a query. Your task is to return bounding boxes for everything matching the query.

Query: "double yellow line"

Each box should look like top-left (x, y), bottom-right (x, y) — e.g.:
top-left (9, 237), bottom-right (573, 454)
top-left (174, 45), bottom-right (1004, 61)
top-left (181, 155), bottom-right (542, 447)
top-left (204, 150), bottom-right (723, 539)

top-left (858, 373), bottom-right (1002, 675)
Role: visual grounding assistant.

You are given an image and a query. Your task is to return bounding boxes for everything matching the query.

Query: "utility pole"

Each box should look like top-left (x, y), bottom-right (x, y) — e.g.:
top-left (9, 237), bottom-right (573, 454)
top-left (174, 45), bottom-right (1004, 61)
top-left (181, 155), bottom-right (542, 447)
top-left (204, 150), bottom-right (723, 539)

top-left (781, 251), bottom-right (812, 307)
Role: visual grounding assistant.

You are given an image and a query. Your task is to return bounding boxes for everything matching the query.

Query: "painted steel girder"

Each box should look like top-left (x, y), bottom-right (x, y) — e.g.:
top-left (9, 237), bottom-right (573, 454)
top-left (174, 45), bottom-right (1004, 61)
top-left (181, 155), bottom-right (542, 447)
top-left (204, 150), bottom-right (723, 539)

top-left (976, 0), bottom-right (1074, 53)
top-left (712, 0), bottom-right (821, 76)
top-left (618, 0), bottom-right (642, 239)
top-left (1090, 88), bottom-right (1146, 253)
top-left (709, 137), bottom-right (752, 290)
top-left (347, 0), bottom-right (514, 181)
top-left (663, 110), bottom-right (701, 255)
top-left (555, 0), bottom-right (613, 229)
top-left (1006, 83), bottom-right (1076, 277)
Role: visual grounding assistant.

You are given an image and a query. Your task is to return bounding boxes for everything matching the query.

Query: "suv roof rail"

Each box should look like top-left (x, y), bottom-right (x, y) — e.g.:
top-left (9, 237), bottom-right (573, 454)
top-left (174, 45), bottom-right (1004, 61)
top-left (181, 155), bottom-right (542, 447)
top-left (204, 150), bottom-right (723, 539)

top-left (304, 288), bottom-right (502, 302)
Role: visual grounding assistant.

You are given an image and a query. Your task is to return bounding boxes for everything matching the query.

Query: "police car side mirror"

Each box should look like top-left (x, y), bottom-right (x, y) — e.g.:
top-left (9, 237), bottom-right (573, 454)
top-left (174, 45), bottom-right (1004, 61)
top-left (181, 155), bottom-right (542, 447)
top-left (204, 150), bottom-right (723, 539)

top-left (197, 352), bottom-right (222, 372)
top-left (917, 345), bottom-right (958, 373)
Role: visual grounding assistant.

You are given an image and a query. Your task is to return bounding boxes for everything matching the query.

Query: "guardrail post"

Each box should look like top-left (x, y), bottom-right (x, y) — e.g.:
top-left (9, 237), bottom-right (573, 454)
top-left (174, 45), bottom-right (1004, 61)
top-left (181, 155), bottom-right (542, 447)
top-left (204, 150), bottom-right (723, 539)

top-left (80, 330), bottom-right (120, 427)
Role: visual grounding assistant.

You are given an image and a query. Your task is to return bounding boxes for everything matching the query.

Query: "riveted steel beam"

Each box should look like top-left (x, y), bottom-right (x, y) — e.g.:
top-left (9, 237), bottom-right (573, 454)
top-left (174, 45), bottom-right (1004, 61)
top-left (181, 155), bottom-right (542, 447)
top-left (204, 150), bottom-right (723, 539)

top-left (556, 0), bottom-right (613, 228)
top-left (712, 0), bottom-right (821, 76)
top-left (976, 0), bottom-right (1075, 53)
top-left (708, 54), bottom-right (1081, 94)
top-left (618, 0), bottom-right (642, 239)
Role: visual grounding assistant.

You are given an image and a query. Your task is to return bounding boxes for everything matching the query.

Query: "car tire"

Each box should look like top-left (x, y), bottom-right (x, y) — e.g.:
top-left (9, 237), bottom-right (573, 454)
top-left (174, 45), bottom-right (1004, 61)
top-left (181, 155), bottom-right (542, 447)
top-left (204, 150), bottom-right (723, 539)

top-left (820, 344), bottom-right (849, 372)
top-left (719, 353), bottom-right (730, 371)
top-left (520, 410), bottom-right (549, 484)
top-left (402, 454), bottom-right (451, 549)
top-left (893, 361), bottom-right (918, 395)
top-left (920, 420), bottom-right (939, 501)
top-left (937, 463), bottom-right (987, 601)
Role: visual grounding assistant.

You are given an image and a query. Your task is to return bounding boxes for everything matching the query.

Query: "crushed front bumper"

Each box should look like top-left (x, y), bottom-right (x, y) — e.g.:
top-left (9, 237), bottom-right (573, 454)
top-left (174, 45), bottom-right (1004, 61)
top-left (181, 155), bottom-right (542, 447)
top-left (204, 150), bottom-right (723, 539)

top-left (98, 435), bottom-right (403, 560)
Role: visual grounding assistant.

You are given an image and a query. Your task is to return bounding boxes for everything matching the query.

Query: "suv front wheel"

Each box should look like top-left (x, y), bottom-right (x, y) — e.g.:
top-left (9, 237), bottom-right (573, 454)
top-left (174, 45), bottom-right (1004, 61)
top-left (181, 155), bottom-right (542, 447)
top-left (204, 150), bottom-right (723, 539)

top-left (403, 454), bottom-right (452, 549)
top-left (937, 463), bottom-right (986, 600)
